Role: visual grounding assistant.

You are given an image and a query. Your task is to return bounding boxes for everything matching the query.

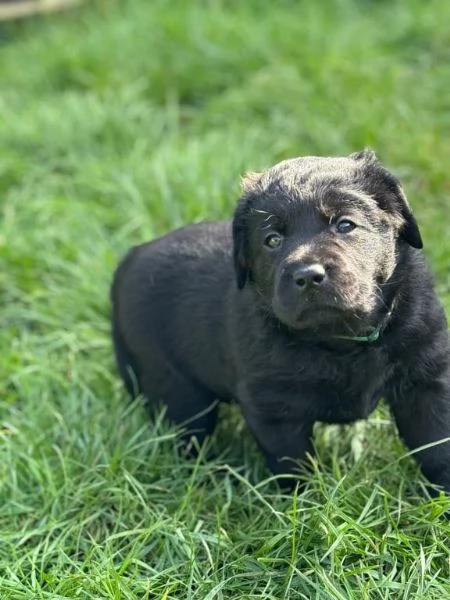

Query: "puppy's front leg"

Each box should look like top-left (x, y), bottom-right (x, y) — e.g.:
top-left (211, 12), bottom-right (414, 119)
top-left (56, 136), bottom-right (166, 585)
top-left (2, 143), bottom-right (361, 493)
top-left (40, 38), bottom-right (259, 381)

top-left (388, 377), bottom-right (450, 494)
top-left (240, 394), bottom-right (314, 489)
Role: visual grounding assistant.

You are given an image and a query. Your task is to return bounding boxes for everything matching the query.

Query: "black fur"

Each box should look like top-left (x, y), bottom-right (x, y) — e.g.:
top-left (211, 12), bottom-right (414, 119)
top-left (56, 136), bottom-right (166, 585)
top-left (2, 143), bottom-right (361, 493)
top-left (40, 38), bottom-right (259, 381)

top-left (111, 151), bottom-right (450, 493)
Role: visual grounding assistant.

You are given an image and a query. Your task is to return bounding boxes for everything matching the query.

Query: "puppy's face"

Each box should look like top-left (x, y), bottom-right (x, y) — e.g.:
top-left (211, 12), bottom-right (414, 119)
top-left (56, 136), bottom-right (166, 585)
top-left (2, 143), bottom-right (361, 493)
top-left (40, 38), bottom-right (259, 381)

top-left (233, 151), bottom-right (423, 333)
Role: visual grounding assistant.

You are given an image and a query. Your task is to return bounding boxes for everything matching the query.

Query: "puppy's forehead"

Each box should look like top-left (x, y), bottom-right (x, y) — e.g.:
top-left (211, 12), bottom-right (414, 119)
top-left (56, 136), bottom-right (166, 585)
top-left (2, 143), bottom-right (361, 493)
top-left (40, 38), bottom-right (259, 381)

top-left (252, 156), bottom-right (379, 218)
top-left (260, 156), bottom-right (363, 195)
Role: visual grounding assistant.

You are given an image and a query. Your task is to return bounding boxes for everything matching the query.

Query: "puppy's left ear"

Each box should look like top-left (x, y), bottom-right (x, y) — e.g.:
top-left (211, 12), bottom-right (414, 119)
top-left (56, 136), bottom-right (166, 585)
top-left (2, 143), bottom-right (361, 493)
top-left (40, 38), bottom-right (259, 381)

top-left (393, 184), bottom-right (423, 249)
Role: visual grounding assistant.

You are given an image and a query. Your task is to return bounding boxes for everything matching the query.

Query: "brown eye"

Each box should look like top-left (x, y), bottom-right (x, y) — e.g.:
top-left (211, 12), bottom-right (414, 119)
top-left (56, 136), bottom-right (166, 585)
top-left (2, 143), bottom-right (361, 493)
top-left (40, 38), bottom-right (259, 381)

top-left (264, 232), bottom-right (283, 249)
top-left (336, 219), bottom-right (356, 234)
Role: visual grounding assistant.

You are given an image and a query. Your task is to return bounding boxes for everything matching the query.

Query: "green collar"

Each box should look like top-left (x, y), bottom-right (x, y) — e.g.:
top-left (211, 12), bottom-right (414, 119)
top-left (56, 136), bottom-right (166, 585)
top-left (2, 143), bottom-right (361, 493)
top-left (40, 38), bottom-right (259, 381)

top-left (331, 294), bottom-right (399, 344)
top-left (332, 325), bottom-right (381, 344)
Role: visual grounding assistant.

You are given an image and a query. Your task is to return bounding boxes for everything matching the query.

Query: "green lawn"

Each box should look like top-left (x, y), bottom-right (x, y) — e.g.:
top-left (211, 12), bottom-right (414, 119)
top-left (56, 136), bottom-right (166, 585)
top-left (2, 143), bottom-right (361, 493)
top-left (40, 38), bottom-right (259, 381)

top-left (1, 0), bottom-right (450, 597)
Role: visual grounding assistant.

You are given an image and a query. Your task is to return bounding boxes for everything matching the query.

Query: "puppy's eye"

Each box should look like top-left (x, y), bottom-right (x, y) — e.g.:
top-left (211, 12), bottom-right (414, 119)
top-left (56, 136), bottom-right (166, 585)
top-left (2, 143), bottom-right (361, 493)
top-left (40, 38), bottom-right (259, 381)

top-left (336, 219), bottom-right (356, 234)
top-left (264, 232), bottom-right (283, 249)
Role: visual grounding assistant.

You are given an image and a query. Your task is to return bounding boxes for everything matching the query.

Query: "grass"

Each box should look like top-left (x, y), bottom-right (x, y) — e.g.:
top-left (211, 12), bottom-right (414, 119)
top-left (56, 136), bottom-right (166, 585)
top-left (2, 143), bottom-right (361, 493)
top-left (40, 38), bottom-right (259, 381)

top-left (1, 0), bottom-right (450, 597)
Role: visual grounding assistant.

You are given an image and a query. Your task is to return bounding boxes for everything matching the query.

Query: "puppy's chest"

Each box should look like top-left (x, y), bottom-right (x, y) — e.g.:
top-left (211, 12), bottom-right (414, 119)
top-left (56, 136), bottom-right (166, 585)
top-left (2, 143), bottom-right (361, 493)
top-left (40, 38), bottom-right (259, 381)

top-left (259, 346), bottom-right (392, 424)
top-left (302, 351), bottom-right (392, 423)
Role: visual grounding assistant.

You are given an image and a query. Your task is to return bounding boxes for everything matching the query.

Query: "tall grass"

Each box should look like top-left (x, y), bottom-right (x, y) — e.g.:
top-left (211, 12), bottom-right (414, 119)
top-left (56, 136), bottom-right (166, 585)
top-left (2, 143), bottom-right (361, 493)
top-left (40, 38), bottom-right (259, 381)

top-left (1, 0), bottom-right (449, 597)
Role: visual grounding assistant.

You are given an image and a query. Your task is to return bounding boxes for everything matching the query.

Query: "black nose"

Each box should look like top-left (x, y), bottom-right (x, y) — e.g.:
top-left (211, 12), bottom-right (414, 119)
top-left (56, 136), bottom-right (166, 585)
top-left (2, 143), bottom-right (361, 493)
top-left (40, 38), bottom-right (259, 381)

top-left (293, 264), bottom-right (326, 289)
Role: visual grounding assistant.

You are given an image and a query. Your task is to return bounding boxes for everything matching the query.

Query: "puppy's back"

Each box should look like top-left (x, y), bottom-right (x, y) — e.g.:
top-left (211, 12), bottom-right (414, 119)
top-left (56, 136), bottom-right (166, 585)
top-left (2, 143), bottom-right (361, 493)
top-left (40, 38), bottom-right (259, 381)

top-left (111, 220), bottom-right (236, 398)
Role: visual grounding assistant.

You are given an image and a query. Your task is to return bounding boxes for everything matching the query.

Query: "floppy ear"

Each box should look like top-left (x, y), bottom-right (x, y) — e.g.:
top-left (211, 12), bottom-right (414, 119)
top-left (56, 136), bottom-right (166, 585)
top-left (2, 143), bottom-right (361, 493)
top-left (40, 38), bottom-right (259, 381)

top-left (232, 172), bottom-right (263, 289)
top-left (232, 195), bottom-right (251, 289)
top-left (377, 169), bottom-right (423, 249)
top-left (353, 151), bottom-right (423, 250)
top-left (394, 184), bottom-right (423, 249)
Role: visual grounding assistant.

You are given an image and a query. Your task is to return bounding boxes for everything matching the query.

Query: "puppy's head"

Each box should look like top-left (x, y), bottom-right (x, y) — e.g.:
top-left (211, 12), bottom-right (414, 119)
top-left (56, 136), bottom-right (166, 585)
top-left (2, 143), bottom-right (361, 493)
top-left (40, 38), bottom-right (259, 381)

top-left (233, 150), bottom-right (422, 333)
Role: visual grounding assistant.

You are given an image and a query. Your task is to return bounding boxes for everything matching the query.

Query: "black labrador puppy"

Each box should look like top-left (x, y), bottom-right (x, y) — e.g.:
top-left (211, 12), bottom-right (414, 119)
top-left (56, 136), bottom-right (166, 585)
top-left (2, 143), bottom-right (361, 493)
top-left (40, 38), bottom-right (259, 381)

top-left (111, 150), bottom-right (450, 492)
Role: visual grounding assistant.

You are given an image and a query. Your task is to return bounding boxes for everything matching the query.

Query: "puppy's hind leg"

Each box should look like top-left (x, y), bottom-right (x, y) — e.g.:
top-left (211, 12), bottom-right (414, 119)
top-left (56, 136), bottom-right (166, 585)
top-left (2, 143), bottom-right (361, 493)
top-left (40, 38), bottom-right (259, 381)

top-left (140, 366), bottom-right (219, 455)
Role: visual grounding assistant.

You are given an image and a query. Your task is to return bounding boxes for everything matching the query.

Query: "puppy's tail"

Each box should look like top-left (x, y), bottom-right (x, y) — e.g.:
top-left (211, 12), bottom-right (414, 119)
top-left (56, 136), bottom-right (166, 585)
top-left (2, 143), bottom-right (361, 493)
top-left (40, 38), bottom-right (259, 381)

top-left (111, 315), bottom-right (142, 399)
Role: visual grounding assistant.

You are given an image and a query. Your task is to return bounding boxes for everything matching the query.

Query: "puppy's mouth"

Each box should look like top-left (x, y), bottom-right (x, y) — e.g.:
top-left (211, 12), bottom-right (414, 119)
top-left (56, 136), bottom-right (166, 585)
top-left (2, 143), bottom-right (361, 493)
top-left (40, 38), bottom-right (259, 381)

top-left (272, 296), bottom-right (372, 334)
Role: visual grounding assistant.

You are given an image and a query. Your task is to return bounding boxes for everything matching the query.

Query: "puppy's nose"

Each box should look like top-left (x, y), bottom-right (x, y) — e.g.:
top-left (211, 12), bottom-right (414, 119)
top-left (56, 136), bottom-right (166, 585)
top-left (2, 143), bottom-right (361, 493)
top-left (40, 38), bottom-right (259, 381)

top-left (293, 264), bottom-right (326, 289)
